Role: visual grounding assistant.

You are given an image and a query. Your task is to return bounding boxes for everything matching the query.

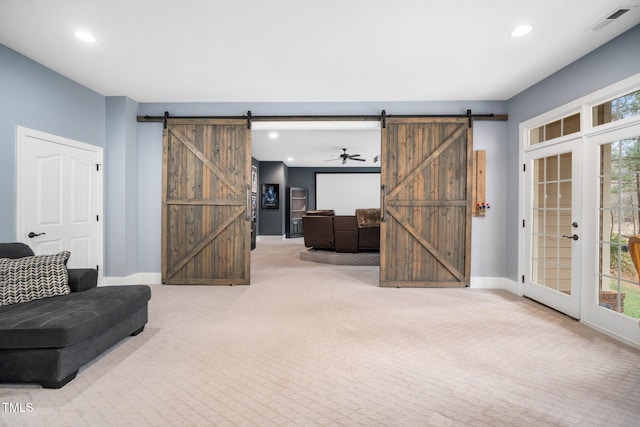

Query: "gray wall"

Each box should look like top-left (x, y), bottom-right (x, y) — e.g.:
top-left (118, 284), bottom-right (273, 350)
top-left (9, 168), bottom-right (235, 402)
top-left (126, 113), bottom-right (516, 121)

top-left (105, 96), bottom-right (139, 276)
top-left (505, 24), bottom-right (640, 281)
top-left (136, 123), bottom-right (163, 273)
top-left (0, 44), bottom-right (105, 242)
top-left (259, 162), bottom-right (287, 235)
top-left (470, 121), bottom-right (508, 277)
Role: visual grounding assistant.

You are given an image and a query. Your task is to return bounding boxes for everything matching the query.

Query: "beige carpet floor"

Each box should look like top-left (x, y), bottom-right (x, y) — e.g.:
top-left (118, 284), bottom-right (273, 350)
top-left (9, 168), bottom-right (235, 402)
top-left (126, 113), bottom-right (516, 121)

top-left (1, 236), bottom-right (640, 426)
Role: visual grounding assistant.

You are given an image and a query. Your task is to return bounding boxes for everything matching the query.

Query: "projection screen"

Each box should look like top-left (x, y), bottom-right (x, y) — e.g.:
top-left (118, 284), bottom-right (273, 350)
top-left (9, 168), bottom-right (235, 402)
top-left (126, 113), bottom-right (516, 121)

top-left (315, 173), bottom-right (380, 215)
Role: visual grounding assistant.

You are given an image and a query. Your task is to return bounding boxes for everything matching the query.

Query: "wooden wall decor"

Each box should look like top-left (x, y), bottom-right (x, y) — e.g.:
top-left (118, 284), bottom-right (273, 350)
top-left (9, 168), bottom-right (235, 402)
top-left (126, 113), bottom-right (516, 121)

top-left (472, 150), bottom-right (488, 217)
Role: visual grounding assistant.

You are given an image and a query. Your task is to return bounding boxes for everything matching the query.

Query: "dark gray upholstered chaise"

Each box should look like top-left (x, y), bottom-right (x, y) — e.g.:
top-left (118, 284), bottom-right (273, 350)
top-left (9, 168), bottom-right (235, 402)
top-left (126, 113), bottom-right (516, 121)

top-left (0, 243), bottom-right (151, 388)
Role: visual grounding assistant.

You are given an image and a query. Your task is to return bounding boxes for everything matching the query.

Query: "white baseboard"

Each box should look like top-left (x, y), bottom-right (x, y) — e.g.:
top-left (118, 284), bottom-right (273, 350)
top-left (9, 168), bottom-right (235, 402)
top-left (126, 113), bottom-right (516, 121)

top-left (470, 276), bottom-right (508, 289)
top-left (470, 277), bottom-right (523, 295)
top-left (103, 273), bottom-right (162, 286)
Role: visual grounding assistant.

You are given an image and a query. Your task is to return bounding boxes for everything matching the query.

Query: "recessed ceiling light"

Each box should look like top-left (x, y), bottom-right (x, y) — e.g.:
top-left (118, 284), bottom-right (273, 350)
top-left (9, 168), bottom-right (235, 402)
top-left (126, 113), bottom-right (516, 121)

top-left (287, 157), bottom-right (294, 162)
top-left (74, 31), bottom-right (96, 43)
top-left (268, 132), bottom-right (278, 139)
top-left (510, 24), bottom-right (533, 38)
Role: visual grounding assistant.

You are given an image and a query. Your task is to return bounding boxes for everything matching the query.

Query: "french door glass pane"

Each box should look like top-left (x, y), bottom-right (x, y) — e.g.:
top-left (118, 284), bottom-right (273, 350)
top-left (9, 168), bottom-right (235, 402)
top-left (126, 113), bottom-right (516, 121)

top-left (598, 137), bottom-right (640, 319)
top-left (531, 154), bottom-right (572, 294)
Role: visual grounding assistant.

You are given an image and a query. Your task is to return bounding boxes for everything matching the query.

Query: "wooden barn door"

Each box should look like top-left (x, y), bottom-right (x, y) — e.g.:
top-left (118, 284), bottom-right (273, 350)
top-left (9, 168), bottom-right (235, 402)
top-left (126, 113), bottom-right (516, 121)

top-left (380, 118), bottom-right (472, 287)
top-left (162, 119), bottom-right (251, 285)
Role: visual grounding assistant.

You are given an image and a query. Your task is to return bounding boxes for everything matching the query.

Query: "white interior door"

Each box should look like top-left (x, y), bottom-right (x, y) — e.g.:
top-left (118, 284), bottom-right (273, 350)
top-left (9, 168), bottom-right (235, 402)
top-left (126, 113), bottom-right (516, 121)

top-left (17, 127), bottom-right (103, 279)
top-left (523, 140), bottom-right (582, 318)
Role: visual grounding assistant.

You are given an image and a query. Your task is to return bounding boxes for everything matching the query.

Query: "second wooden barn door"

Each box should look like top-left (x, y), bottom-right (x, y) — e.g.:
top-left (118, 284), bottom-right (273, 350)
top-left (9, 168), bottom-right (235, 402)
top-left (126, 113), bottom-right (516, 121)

top-left (162, 119), bottom-right (251, 285)
top-left (380, 118), bottom-right (472, 287)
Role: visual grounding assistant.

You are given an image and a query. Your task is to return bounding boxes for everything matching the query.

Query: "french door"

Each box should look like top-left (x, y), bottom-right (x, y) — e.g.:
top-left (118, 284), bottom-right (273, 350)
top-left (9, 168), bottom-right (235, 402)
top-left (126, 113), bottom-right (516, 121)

top-left (523, 139), bottom-right (582, 318)
top-left (520, 78), bottom-right (640, 346)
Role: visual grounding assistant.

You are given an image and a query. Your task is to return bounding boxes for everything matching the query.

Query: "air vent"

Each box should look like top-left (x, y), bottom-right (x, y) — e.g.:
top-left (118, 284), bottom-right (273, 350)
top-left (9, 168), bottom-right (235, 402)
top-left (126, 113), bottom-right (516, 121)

top-left (587, 6), bottom-right (633, 31)
top-left (607, 8), bottom-right (630, 19)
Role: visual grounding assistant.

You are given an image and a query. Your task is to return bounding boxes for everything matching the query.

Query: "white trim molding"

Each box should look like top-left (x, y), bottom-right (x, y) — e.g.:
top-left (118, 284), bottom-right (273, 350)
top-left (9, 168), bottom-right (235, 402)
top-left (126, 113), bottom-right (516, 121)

top-left (103, 273), bottom-right (162, 286)
top-left (471, 276), bottom-right (521, 294)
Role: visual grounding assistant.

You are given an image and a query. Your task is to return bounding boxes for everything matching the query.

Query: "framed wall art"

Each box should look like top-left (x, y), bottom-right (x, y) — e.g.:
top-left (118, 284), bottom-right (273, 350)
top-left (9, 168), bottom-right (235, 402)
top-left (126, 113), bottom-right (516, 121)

top-left (261, 184), bottom-right (279, 209)
top-left (251, 165), bottom-right (258, 194)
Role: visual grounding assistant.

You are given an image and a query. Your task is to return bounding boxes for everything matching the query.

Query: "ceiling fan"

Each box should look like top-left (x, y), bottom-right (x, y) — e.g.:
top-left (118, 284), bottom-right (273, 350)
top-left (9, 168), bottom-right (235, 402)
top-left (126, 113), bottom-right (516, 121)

top-left (325, 148), bottom-right (366, 165)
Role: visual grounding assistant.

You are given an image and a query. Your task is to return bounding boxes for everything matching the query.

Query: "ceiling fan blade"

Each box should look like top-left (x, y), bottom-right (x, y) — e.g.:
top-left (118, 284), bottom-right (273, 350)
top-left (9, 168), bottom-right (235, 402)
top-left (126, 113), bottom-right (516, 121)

top-left (351, 157), bottom-right (366, 162)
top-left (348, 154), bottom-right (361, 158)
top-left (342, 158), bottom-right (346, 165)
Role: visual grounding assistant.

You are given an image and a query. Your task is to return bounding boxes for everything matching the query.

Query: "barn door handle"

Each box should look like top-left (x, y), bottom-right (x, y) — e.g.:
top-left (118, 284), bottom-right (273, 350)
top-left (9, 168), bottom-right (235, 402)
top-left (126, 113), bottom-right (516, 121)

top-left (245, 185), bottom-right (251, 221)
top-left (380, 185), bottom-right (386, 222)
top-left (28, 232), bottom-right (45, 238)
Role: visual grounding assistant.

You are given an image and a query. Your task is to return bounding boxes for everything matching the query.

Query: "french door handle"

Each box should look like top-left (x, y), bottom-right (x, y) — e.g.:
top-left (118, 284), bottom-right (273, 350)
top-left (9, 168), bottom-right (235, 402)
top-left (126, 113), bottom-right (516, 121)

top-left (245, 184), bottom-right (251, 221)
top-left (562, 234), bottom-right (579, 241)
top-left (380, 185), bottom-right (386, 222)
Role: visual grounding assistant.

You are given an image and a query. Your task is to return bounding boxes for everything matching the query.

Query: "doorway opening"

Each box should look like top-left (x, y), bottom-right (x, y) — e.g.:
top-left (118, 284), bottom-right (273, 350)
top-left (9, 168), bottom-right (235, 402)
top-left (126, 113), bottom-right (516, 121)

top-left (251, 120), bottom-right (382, 239)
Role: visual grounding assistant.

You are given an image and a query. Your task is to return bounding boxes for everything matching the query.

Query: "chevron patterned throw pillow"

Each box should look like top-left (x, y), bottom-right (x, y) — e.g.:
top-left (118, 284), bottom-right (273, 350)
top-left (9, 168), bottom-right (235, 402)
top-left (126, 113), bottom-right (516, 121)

top-left (0, 251), bottom-right (71, 306)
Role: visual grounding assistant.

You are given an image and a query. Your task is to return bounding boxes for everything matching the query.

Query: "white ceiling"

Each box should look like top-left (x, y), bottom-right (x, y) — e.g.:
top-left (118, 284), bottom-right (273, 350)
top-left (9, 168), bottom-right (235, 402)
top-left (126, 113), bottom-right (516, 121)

top-left (1, 0), bottom-right (638, 166)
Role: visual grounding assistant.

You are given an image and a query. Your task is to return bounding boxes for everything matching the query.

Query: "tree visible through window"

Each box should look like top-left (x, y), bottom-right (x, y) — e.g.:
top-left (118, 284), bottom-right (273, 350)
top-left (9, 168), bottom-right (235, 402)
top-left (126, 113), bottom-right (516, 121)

top-left (593, 89), bottom-right (640, 126)
top-left (599, 135), bottom-right (640, 319)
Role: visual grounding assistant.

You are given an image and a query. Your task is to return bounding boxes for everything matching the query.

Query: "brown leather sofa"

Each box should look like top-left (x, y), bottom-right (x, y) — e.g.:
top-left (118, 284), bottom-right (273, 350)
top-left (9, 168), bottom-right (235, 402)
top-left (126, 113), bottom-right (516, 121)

top-left (302, 209), bottom-right (380, 253)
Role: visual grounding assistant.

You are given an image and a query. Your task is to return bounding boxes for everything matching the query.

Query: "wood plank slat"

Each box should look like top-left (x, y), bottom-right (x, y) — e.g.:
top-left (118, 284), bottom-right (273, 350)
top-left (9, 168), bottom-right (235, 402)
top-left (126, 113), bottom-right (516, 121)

top-left (381, 280), bottom-right (466, 288)
top-left (166, 198), bottom-right (243, 206)
top-left (386, 117), bottom-right (472, 124)
top-left (161, 128), bottom-right (169, 281)
top-left (464, 126), bottom-right (474, 280)
top-left (379, 124), bottom-right (388, 283)
top-left (167, 118), bottom-right (248, 126)
top-left (389, 200), bottom-right (468, 207)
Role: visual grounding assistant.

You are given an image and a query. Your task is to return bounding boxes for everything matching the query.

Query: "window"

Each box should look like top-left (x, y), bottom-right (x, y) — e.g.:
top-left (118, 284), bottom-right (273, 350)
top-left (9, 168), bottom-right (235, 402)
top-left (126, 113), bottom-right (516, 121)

top-left (529, 113), bottom-right (581, 145)
top-left (593, 89), bottom-right (640, 126)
